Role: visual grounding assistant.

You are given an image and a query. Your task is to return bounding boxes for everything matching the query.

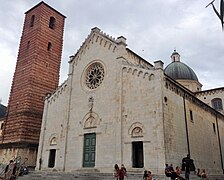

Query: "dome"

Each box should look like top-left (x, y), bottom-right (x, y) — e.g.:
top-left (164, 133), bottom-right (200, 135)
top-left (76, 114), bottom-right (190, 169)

top-left (164, 50), bottom-right (198, 81)
top-left (164, 61), bottom-right (198, 81)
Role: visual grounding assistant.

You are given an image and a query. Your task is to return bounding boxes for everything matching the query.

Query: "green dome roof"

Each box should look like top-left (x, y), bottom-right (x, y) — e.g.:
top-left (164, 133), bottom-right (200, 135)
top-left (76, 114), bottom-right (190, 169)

top-left (164, 61), bottom-right (198, 81)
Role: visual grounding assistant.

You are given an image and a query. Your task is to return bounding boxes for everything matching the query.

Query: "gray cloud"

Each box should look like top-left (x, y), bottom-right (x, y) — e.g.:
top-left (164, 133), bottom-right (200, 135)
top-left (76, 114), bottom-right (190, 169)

top-left (0, 0), bottom-right (223, 105)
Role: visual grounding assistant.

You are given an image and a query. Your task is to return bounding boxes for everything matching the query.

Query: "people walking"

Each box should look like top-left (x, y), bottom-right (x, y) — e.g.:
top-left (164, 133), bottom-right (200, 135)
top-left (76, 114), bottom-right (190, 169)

top-left (197, 168), bottom-right (210, 180)
top-left (4, 160), bottom-right (17, 180)
top-left (118, 164), bottom-right (127, 180)
top-left (165, 164), bottom-right (178, 180)
top-left (143, 170), bottom-right (148, 180)
top-left (146, 170), bottom-right (153, 180)
top-left (113, 164), bottom-right (119, 180)
top-left (175, 166), bottom-right (185, 180)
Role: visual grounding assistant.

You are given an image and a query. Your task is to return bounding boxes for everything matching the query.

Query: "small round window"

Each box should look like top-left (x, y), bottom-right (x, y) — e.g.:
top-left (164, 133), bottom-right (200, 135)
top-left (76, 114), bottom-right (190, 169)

top-left (85, 62), bottom-right (105, 89)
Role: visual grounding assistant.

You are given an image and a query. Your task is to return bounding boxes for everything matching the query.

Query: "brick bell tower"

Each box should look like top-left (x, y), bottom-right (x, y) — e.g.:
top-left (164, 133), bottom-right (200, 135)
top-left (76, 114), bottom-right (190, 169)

top-left (0, 2), bottom-right (65, 166)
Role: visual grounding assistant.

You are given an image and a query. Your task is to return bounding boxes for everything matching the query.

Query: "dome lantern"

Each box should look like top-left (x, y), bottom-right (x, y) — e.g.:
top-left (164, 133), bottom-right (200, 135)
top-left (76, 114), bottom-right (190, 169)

top-left (171, 49), bottom-right (180, 62)
top-left (164, 50), bottom-right (202, 92)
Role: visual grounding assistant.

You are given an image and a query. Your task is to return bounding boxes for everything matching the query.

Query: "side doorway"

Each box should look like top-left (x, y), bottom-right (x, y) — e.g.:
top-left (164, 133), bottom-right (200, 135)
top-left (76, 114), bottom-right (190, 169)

top-left (48, 149), bottom-right (56, 168)
top-left (132, 141), bottom-right (144, 168)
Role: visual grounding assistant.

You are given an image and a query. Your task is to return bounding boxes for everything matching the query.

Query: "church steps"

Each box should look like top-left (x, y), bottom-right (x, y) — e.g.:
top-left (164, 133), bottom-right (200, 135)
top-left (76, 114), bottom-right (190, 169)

top-left (18, 171), bottom-right (224, 180)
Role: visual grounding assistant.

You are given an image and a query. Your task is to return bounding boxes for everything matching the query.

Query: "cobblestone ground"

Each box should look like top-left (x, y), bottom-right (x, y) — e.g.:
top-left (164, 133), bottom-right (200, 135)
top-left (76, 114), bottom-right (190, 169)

top-left (17, 171), bottom-right (224, 180)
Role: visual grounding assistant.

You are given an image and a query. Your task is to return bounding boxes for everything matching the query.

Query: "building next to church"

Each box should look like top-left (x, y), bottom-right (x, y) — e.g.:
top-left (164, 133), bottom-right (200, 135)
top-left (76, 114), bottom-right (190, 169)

top-left (35, 26), bottom-right (224, 176)
top-left (0, 103), bottom-right (7, 137)
top-left (0, 2), bottom-right (65, 167)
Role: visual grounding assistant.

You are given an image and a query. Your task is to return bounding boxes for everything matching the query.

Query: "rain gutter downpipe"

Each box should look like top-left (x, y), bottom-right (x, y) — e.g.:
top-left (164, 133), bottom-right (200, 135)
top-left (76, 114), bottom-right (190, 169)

top-left (183, 93), bottom-right (190, 157)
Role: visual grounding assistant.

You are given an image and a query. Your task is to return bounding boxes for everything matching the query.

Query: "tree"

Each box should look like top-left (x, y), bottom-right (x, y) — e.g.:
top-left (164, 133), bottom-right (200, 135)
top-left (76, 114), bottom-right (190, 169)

top-left (206, 0), bottom-right (224, 30)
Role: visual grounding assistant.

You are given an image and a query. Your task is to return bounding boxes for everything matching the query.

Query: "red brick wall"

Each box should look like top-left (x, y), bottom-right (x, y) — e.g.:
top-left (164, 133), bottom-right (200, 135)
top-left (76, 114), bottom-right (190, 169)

top-left (2, 2), bottom-right (65, 144)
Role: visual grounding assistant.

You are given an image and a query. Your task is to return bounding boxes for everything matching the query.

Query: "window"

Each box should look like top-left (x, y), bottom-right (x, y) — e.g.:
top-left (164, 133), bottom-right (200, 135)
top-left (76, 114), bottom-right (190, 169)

top-left (1, 123), bottom-right (3, 130)
top-left (27, 41), bottom-right (30, 49)
top-left (212, 98), bottom-right (223, 111)
top-left (85, 62), bottom-right (105, 90)
top-left (190, 110), bottom-right (193, 122)
top-left (48, 149), bottom-right (56, 168)
top-left (30, 15), bottom-right (35, 27)
top-left (213, 123), bottom-right (216, 133)
top-left (47, 42), bottom-right (52, 51)
top-left (49, 17), bottom-right (55, 29)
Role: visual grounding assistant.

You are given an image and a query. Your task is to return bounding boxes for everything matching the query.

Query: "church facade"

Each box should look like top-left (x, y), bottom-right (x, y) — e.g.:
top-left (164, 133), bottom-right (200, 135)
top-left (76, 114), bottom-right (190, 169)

top-left (36, 27), bottom-right (224, 175)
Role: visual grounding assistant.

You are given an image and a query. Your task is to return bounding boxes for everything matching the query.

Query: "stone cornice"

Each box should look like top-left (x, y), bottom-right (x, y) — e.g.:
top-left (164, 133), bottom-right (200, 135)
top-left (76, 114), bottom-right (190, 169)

top-left (122, 65), bottom-right (155, 81)
top-left (165, 76), bottom-right (224, 120)
top-left (46, 80), bottom-right (68, 104)
top-left (69, 27), bottom-right (154, 70)
top-left (69, 27), bottom-right (119, 66)
top-left (195, 87), bottom-right (224, 97)
top-left (0, 141), bottom-right (38, 149)
top-left (126, 48), bottom-right (153, 70)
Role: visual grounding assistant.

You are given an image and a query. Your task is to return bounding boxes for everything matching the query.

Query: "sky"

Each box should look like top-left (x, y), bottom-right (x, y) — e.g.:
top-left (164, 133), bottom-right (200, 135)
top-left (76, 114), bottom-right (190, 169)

top-left (0, 0), bottom-right (223, 106)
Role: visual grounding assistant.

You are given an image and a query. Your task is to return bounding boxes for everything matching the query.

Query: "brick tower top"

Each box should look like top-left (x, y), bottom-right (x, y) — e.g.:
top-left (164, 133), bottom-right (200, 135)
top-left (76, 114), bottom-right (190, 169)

top-left (1, 2), bottom-right (66, 144)
top-left (25, 1), bottom-right (66, 18)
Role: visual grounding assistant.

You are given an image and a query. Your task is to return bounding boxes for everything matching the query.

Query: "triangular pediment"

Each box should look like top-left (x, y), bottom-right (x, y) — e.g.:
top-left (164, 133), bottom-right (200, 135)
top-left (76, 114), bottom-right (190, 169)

top-left (69, 27), bottom-right (153, 70)
top-left (69, 27), bottom-right (121, 65)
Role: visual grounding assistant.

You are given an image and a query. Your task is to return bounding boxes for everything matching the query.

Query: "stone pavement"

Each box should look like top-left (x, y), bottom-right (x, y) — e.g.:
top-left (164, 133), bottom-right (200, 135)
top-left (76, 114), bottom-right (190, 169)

top-left (18, 171), bottom-right (224, 180)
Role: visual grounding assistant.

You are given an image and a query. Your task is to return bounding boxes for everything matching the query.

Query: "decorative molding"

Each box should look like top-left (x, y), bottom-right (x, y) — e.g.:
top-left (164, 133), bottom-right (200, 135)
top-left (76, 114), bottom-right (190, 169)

top-left (82, 112), bottom-right (100, 129)
top-left (70, 28), bottom-right (119, 67)
top-left (196, 88), bottom-right (224, 97)
top-left (126, 49), bottom-right (153, 70)
top-left (80, 96), bottom-right (101, 129)
top-left (88, 96), bottom-right (94, 112)
top-left (70, 28), bottom-right (153, 72)
top-left (122, 66), bottom-right (155, 81)
top-left (85, 63), bottom-right (105, 90)
top-left (49, 134), bottom-right (58, 146)
top-left (48, 80), bottom-right (68, 104)
top-left (165, 77), bottom-right (224, 120)
top-left (124, 140), bottom-right (151, 144)
top-left (128, 122), bottom-right (145, 137)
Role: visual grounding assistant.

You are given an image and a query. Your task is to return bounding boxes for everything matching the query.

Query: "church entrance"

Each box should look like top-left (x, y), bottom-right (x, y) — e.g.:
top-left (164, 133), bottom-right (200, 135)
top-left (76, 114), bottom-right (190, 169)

top-left (83, 133), bottom-right (96, 167)
top-left (132, 141), bottom-right (144, 168)
top-left (48, 149), bottom-right (56, 168)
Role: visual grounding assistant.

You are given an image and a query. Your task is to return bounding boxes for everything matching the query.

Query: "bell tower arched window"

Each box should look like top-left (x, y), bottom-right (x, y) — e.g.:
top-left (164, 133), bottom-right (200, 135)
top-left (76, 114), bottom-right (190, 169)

top-left (47, 42), bottom-right (52, 51)
top-left (49, 16), bottom-right (55, 29)
top-left (30, 15), bottom-right (35, 27)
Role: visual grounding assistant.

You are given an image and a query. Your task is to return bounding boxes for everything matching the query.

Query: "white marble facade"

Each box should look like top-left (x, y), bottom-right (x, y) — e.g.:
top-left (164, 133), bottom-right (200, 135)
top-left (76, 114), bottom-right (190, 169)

top-left (36, 27), bottom-right (224, 175)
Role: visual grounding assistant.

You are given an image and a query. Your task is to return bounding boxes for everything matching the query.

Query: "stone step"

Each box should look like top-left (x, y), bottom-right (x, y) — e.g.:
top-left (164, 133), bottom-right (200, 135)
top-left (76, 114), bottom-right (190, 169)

top-left (18, 171), bottom-right (224, 180)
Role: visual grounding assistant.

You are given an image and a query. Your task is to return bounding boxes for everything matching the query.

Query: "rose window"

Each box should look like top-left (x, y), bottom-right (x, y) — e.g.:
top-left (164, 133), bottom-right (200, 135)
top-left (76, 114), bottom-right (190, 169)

top-left (85, 63), bottom-right (105, 89)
